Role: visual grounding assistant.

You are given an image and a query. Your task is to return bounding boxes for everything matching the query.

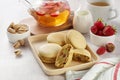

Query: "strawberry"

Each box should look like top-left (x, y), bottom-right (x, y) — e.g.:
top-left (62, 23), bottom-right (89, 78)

top-left (75, 79), bottom-right (80, 80)
top-left (36, 10), bottom-right (45, 16)
top-left (106, 43), bottom-right (115, 52)
top-left (50, 11), bottom-right (59, 17)
top-left (94, 19), bottom-right (104, 30)
top-left (103, 25), bottom-right (115, 36)
top-left (55, 1), bottom-right (63, 7)
top-left (97, 30), bottom-right (104, 36)
top-left (96, 46), bottom-right (106, 55)
top-left (44, 5), bottom-right (54, 9)
top-left (91, 25), bottom-right (98, 34)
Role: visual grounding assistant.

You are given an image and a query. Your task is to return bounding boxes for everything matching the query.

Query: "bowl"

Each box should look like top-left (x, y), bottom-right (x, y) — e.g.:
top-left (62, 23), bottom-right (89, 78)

top-left (90, 30), bottom-right (115, 46)
top-left (7, 25), bottom-right (30, 43)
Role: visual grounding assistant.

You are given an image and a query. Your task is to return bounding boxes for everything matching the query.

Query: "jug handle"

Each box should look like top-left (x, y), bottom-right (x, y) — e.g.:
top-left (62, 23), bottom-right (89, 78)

top-left (108, 8), bottom-right (118, 20)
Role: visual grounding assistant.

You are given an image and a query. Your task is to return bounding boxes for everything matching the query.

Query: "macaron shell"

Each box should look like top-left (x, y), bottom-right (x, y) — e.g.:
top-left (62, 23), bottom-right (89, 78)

top-left (67, 30), bottom-right (87, 49)
top-left (47, 32), bottom-right (66, 46)
top-left (39, 55), bottom-right (56, 63)
top-left (38, 43), bottom-right (62, 58)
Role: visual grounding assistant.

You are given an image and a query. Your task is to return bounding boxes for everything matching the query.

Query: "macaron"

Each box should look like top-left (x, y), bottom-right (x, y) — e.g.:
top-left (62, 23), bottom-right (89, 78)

top-left (55, 44), bottom-right (73, 68)
top-left (38, 43), bottom-right (62, 63)
top-left (47, 32), bottom-right (66, 46)
top-left (65, 30), bottom-right (87, 49)
top-left (73, 49), bottom-right (91, 62)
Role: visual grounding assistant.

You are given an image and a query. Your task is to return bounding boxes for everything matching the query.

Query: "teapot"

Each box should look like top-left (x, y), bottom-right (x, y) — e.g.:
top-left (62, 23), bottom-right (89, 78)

top-left (21, 0), bottom-right (70, 27)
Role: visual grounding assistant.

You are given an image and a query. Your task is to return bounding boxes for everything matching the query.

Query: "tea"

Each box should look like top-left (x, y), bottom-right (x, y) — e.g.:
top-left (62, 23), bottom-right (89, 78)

top-left (31, 1), bottom-right (70, 27)
top-left (91, 2), bottom-right (109, 6)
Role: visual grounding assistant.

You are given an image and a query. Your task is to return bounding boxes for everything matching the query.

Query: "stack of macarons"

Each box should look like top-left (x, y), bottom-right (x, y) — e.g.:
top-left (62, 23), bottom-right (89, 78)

top-left (38, 30), bottom-right (92, 68)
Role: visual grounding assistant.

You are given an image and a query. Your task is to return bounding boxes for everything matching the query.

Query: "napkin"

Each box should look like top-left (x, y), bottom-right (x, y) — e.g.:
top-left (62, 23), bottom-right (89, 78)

top-left (65, 57), bottom-right (120, 80)
top-left (81, 57), bottom-right (120, 80)
top-left (97, 62), bottom-right (120, 80)
top-left (66, 70), bottom-right (88, 80)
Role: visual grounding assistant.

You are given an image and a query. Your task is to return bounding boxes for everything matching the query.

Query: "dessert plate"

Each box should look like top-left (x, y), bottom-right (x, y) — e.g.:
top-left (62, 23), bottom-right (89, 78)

top-left (28, 31), bottom-right (99, 75)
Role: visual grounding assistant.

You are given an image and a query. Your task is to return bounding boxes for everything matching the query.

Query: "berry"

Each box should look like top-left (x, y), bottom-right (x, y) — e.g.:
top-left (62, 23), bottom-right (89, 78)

top-left (106, 43), bottom-right (115, 52)
top-left (75, 79), bottom-right (80, 80)
top-left (94, 19), bottom-right (104, 30)
top-left (36, 10), bottom-right (45, 16)
top-left (91, 26), bottom-right (98, 34)
top-left (96, 46), bottom-right (106, 55)
top-left (50, 11), bottom-right (59, 17)
top-left (103, 25), bottom-right (115, 36)
top-left (97, 30), bottom-right (104, 36)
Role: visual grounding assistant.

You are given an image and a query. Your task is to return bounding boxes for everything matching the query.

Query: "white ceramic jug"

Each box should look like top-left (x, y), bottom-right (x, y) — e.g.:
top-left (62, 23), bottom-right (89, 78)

top-left (73, 9), bottom-right (93, 33)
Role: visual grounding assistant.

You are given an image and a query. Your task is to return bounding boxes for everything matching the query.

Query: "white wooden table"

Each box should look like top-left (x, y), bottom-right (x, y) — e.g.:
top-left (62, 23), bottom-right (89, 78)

top-left (0, 0), bottom-right (120, 80)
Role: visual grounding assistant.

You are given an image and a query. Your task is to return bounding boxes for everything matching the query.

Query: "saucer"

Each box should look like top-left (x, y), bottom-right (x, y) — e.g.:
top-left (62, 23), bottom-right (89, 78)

top-left (19, 15), bottom-right (73, 35)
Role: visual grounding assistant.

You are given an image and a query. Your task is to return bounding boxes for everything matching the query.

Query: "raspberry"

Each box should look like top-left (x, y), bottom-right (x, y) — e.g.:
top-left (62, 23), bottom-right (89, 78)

top-left (96, 46), bottom-right (106, 55)
top-left (106, 43), bottom-right (115, 52)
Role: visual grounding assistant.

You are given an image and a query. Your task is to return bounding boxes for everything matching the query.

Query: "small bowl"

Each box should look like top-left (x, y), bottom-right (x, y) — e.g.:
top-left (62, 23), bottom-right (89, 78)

top-left (7, 26), bottom-right (30, 43)
top-left (90, 31), bottom-right (115, 46)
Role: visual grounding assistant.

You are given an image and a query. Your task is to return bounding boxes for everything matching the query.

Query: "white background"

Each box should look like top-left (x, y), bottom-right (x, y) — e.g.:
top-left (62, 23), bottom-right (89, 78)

top-left (0, 0), bottom-right (120, 80)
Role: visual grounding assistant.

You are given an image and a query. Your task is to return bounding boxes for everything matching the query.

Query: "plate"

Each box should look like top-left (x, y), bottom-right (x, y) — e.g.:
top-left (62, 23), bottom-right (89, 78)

top-left (28, 31), bottom-right (99, 75)
top-left (19, 15), bottom-right (73, 35)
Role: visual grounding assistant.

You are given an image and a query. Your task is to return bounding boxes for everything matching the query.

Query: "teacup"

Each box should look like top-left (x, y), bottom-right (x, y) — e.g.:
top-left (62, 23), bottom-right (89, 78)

top-left (87, 0), bottom-right (118, 22)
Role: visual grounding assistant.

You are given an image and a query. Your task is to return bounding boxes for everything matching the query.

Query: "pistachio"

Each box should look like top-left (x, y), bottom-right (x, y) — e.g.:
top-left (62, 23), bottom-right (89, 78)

top-left (8, 22), bottom-right (14, 28)
top-left (18, 39), bottom-right (25, 46)
top-left (13, 41), bottom-right (21, 49)
top-left (7, 27), bottom-right (16, 34)
top-left (7, 22), bottom-right (28, 34)
top-left (18, 25), bottom-right (28, 31)
top-left (14, 49), bottom-right (22, 57)
top-left (12, 24), bottom-right (21, 31)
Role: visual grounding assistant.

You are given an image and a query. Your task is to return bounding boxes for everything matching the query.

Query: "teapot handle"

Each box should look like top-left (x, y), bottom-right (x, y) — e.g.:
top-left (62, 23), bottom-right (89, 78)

top-left (19, 0), bottom-right (34, 9)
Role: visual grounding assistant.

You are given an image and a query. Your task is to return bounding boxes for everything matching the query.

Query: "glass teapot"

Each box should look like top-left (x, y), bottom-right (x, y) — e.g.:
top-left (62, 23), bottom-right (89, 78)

top-left (21, 0), bottom-right (70, 27)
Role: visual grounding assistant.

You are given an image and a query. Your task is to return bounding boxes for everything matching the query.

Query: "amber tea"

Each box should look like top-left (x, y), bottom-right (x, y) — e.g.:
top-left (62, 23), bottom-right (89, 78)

top-left (91, 2), bottom-right (109, 6)
top-left (31, 1), bottom-right (70, 27)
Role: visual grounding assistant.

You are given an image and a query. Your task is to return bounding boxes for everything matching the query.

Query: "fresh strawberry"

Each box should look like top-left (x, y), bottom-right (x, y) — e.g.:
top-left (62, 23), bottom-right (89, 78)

top-left (91, 25), bottom-right (98, 34)
top-left (50, 11), bottom-right (59, 17)
top-left (94, 19), bottom-right (104, 30)
top-left (44, 5), bottom-right (54, 9)
top-left (97, 30), bottom-right (104, 36)
top-left (75, 79), bottom-right (80, 80)
top-left (106, 43), bottom-right (115, 52)
top-left (55, 1), bottom-right (63, 7)
top-left (96, 46), bottom-right (106, 55)
top-left (103, 25), bottom-right (115, 36)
